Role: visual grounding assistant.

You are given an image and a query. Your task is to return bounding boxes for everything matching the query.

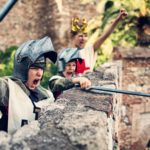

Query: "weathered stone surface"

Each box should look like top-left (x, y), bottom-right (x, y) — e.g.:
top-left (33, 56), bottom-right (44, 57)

top-left (113, 46), bottom-right (150, 149)
top-left (37, 97), bottom-right (109, 150)
top-left (0, 132), bottom-right (11, 150)
top-left (12, 121), bottom-right (40, 143)
top-left (59, 88), bottom-right (113, 113)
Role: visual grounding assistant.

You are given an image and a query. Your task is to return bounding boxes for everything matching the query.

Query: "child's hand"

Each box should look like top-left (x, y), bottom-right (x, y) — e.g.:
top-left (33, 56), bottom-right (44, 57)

top-left (119, 8), bottom-right (128, 20)
top-left (72, 77), bottom-right (91, 89)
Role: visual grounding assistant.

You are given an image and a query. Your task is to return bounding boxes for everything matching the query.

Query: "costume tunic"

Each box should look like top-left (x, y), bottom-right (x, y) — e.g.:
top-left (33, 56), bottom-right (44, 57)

top-left (0, 77), bottom-right (54, 133)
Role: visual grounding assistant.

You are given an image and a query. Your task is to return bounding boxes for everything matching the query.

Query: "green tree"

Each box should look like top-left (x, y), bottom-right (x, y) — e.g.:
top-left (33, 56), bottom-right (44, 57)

top-left (82, 0), bottom-right (150, 68)
top-left (41, 62), bottom-right (58, 88)
top-left (0, 46), bottom-right (17, 76)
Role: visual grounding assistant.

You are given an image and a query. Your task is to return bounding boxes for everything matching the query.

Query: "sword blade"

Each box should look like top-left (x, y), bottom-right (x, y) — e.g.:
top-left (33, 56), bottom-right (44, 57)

top-left (87, 86), bottom-right (150, 97)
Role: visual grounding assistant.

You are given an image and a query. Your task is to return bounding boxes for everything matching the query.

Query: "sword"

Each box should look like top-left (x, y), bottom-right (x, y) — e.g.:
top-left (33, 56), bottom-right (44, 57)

top-left (0, 0), bottom-right (18, 22)
top-left (85, 86), bottom-right (150, 97)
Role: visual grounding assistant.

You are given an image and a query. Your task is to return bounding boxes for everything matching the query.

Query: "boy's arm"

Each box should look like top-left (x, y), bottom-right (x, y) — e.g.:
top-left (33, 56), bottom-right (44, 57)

top-left (49, 76), bottom-right (91, 93)
top-left (93, 9), bottom-right (128, 51)
top-left (49, 78), bottom-right (75, 93)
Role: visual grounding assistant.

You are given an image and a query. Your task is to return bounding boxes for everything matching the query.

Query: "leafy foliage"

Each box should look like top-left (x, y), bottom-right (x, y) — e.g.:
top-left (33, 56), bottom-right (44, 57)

top-left (0, 46), bottom-right (17, 76)
top-left (41, 62), bottom-right (58, 88)
top-left (83, 0), bottom-right (150, 68)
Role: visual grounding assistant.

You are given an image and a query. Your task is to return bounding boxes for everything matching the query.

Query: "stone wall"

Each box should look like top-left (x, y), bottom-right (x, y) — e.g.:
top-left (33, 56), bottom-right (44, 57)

top-left (113, 46), bottom-right (150, 150)
top-left (0, 0), bottom-right (98, 51)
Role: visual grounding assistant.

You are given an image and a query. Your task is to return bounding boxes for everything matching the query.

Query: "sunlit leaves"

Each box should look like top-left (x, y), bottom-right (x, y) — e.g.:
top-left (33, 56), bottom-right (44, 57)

top-left (81, 0), bottom-right (149, 68)
top-left (86, 29), bottom-right (100, 46)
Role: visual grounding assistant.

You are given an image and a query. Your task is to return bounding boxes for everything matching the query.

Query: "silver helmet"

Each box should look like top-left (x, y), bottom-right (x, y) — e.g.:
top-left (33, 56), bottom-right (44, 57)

top-left (57, 48), bottom-right (82, 73)
top-left (13, 36), bottom-right (57, 82)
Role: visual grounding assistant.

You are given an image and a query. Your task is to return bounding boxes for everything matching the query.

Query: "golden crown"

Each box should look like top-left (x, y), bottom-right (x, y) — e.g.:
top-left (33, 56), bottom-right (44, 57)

top-left (71, 17), bottom-right (88, 33)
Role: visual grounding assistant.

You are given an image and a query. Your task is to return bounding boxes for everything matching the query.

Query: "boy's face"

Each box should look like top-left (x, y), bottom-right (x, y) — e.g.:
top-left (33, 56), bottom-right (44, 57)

top-left (64, 61), bottom-right (76, 75)
top-left (73, 33), bottom-right (88, 49)
top-left (25, 67), bottom-right (44, 90)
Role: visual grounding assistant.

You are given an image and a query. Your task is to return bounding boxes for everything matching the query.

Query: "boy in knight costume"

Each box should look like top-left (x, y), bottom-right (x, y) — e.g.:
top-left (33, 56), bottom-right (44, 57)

top-left (58, 9), bottom-right (128, 74)
top-left (0, 36), bottom-right (57, 134)
top-left (49, 48), bottom-right (91, 99)
top-left (57, 47), bottom-right (82, 77)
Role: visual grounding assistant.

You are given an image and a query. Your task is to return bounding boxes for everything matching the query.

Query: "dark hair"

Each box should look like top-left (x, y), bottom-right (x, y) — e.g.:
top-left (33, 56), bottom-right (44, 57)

top-left (70, 31), bottom-right (78, 38)
top-left (67, 59), bottom-right (77, 63)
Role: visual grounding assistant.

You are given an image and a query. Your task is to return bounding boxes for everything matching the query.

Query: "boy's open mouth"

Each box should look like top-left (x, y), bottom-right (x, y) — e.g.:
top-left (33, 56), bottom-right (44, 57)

top-left (33, 79), bottom-right (40, 85)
